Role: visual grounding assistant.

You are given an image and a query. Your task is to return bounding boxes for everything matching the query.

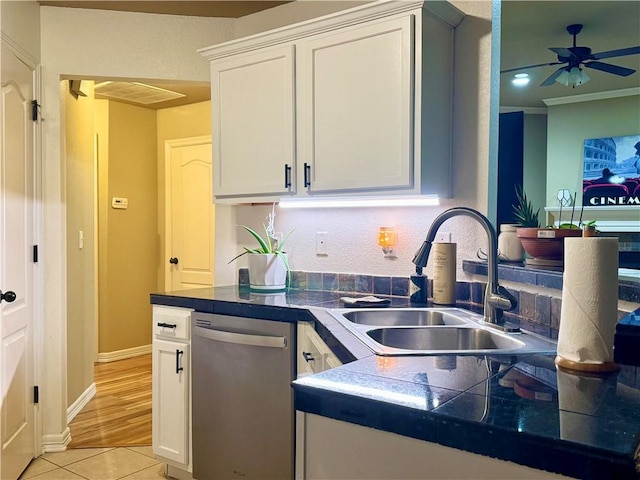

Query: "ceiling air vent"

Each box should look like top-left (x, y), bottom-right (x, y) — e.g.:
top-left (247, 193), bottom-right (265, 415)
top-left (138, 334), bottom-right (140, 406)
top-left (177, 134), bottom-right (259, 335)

top-left (94, 81), bottom-right (185, 105)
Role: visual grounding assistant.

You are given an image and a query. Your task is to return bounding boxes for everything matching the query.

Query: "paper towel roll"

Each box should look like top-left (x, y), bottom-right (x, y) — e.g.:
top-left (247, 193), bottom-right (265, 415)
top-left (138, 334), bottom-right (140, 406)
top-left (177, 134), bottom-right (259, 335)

top-left (556, 237), bottom-right (619, 371)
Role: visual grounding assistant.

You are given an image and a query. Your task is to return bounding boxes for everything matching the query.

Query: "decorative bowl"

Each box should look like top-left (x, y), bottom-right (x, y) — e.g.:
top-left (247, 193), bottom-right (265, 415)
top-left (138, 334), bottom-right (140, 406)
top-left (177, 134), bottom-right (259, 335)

top-left (516, 228), bottom-right (582, 261)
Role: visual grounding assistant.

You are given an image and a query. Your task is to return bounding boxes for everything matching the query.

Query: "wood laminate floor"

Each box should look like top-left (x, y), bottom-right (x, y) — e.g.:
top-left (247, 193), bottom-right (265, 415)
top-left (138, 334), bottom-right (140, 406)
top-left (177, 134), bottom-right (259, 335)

top-left (68, 354), bottom-right (152, 448)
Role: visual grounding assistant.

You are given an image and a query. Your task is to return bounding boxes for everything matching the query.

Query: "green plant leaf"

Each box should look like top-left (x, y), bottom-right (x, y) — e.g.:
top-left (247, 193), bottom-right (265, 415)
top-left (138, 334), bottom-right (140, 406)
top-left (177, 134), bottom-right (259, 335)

top-left (512, 185), bottom-right (541, 228)
top-left (238, 225), bottom-right (271, 253)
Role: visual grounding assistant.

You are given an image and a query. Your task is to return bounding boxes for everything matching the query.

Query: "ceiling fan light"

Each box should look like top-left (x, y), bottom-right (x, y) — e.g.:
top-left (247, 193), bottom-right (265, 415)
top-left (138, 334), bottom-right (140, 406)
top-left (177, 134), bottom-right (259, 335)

top-left (555, 69), bottom-right (570, 86)
top-left (579, 69), bottom-right (590, 84)
top-left (567, 66), bottom-right (589, 87)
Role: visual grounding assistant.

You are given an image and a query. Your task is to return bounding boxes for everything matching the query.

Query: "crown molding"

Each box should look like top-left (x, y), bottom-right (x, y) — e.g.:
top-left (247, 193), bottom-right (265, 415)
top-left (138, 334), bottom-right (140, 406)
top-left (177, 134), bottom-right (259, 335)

top-left (199, 0), bottom-right (464, 61)
top-left (543, 87), bottom-right (640, 106)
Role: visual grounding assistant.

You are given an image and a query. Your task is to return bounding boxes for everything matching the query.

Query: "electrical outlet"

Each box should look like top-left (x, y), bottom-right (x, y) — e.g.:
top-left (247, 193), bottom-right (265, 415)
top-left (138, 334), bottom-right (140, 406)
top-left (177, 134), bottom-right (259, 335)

top-left (316, 232), bottom-right (328, 256)
top-left (434, 232), bottom-right (451, 243)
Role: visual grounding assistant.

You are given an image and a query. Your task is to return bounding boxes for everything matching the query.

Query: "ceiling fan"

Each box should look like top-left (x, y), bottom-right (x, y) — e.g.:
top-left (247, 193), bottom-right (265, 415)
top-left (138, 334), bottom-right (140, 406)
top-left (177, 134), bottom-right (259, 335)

top-left (501, 23), bottom-right (640, 86)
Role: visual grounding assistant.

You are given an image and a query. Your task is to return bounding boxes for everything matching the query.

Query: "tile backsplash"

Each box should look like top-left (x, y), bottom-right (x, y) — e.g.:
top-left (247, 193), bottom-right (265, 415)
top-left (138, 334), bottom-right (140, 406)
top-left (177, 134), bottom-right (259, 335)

top-left (238, 268), bottom-right (635, 341)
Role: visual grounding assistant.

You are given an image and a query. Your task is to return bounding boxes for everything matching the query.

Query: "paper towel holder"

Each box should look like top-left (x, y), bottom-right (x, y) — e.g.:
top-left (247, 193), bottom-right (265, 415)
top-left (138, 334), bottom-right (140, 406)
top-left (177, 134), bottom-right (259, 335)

top-left (555, 356), bottom-right (620, 375)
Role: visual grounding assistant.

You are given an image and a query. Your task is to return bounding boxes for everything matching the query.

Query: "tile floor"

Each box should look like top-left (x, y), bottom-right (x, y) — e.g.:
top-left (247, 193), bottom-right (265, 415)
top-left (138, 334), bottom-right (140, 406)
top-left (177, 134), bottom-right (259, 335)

top-left (19, 446), bottom-right (166, 480)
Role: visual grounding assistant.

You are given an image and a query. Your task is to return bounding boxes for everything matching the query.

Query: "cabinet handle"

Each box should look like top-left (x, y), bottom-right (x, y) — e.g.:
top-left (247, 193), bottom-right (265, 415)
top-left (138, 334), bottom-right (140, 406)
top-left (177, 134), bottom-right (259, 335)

top-left (302, 351), bottom-right (315, 363)
top-left (157, 322), bottom-right (177, 329)
top-left (176, 349), bottom-right (184, 374)
top-left (284, 164), bottom-right (292, 188)
top-left (304, 163), bottom-right (311, 188)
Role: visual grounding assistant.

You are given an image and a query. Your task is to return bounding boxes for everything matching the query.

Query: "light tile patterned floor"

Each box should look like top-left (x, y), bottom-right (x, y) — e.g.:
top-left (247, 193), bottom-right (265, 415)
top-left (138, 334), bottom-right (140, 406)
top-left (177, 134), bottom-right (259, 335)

top-left (19, 447), bottom-right (166, 480)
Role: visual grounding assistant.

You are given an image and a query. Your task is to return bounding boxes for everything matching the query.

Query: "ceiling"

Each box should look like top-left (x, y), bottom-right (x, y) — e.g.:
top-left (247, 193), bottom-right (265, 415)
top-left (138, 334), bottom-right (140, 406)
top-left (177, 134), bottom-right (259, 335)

top-left (500, 1), bottom-right (640, 109)
top-left (41, 1), bottom-right (293, 108)
top-left (47, 1), bottom-right (640, 110)
top-left (38, 1), bottom-right (292, 18)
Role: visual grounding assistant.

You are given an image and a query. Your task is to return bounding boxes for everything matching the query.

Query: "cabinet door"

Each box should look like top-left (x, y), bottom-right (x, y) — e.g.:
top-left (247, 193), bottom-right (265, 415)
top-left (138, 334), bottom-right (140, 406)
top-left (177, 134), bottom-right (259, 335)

top-left (297, 323), bottom-right (324, 376)
top-left (152, 339), bottom-right (189, 466)
top-left (297, 322), bottom-right (343, 375)
top-left (211, 45), bottom-right (296, 199)
top-left (297, 15), bottom-right (414, 194)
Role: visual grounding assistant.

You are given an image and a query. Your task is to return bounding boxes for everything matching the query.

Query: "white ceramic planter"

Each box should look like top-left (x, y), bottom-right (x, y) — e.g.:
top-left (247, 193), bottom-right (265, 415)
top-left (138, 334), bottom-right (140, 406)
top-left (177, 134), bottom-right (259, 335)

top-left (248, 254), bottom-right (288, 292)
top-left (498, 224), bottom-right (524, 262)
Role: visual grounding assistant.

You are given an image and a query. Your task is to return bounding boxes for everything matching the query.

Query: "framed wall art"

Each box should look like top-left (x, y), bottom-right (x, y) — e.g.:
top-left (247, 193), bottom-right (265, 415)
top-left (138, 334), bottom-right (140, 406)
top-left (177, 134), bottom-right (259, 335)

top-left (582, 134), bottom-right (640, 206)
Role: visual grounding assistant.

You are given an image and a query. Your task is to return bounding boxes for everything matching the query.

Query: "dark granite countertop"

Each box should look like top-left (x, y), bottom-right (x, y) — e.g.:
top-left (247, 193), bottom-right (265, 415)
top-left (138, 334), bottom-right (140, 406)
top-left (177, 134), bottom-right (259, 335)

top-left (151, 286), bottom-right (640, 479)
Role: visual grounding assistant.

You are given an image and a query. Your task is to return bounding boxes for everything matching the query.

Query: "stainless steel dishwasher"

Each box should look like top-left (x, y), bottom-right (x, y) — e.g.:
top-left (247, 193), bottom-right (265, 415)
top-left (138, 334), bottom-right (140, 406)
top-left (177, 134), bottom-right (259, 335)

top-left (192, 312), bottom-right (295, 480)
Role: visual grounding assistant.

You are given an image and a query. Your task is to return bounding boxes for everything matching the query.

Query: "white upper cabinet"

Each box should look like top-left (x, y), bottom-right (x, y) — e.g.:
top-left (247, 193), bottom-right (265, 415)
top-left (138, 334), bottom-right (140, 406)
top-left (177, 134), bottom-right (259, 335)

top-left (297, 16), bottom-right (413, 194)
top-left (200, 0), bottom-right (464, 203)
top-left (210, 45), bottom-right (296, 198)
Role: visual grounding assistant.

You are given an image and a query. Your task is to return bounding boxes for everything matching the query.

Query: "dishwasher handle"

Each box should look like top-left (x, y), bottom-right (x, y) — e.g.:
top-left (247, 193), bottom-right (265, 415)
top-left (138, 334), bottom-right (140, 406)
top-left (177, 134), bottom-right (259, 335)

top-left (194, 325), bottom-right (287, 349)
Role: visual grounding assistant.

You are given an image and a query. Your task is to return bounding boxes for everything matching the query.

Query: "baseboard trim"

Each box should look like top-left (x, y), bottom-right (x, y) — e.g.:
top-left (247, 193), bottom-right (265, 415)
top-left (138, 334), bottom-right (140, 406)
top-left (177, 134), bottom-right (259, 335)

top-left (67, 382), bottom-right (96, 424)
top-left (42, 427), bottom-right (71, 453)
top-left (97, 344), bottom-right (152, 363)
top-left (166, 464), bottom-right (194, 480)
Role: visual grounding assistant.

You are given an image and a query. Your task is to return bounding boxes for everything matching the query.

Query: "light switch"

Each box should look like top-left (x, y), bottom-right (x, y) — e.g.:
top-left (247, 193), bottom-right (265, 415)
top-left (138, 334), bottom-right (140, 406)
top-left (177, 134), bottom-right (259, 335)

top-left (78, 230), bottom-right (84, 250)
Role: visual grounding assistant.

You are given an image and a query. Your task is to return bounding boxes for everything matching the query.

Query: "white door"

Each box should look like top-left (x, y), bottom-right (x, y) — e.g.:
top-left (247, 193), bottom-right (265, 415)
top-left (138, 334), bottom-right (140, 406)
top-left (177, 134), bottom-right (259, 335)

top-left (0, 42), bottom-right (37, 479)
top-left (165, 137), bottom-right (214, 291)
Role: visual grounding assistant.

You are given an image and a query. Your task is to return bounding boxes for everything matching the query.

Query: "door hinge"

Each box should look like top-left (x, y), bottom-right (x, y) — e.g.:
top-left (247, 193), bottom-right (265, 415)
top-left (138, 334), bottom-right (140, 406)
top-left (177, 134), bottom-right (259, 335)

top-left (33, 245), bottom-right (38, 263)
top-left (33, 386), bottom-right (39, 404)
top-left (32, 100), bottom-right (40, 121)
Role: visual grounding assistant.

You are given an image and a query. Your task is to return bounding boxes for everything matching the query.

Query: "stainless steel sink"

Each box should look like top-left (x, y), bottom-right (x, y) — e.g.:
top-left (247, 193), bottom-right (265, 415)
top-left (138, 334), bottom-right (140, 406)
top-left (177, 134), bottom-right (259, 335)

top-left (343, 309), bottom-right (466, 326)
top-left (327, 308), bottom-right (557, 356)
top-left (367, 327), bottom-right (523, 351)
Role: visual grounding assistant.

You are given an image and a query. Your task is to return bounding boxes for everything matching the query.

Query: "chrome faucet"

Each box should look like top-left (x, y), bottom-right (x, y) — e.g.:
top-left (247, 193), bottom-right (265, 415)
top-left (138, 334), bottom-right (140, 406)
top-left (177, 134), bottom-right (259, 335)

top-left (412, 207), bottom-right (518, 329)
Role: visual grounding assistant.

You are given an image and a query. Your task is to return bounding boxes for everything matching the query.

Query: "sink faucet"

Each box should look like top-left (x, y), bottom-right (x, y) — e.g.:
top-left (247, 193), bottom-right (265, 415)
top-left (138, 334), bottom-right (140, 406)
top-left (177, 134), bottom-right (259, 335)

top-left (412, 207), bottom-right (518, 329)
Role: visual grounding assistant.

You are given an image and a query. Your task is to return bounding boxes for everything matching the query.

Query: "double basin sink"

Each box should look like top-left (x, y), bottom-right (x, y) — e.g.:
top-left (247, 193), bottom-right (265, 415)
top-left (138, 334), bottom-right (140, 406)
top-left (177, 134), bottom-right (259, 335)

top-left (327, 307), bottom-right (557, 356)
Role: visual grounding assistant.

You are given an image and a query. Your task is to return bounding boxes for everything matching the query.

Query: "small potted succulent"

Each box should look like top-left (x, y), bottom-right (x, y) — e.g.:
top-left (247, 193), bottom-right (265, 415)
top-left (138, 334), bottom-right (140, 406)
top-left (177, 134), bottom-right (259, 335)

top-left (229, 206), bottom-right (293, 292)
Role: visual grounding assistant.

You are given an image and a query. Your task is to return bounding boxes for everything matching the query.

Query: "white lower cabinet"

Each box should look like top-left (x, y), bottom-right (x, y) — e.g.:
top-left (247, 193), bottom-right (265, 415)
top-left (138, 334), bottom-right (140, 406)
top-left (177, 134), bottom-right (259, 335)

top-left (297, 322), bottom-right (342, 376)
top-left (152, 306), bottom-right (193, 476)
top-left (296, 413), bottom-right (571, 480)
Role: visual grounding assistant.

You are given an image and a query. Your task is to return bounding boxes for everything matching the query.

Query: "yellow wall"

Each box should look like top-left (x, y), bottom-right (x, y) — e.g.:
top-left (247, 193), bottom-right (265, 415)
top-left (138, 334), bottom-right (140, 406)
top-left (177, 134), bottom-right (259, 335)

top-left (156, 101), bottom-right (212, 290)
top-left (65, 80), bottom-right (97, 404)
top-left (98, 102), bottom-right (158, 354)
top-left (67, 97), bottom-right (210, 407)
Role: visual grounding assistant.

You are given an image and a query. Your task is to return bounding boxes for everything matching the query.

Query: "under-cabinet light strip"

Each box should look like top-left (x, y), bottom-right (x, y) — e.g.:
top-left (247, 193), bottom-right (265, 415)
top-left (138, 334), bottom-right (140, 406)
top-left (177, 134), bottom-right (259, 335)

top-left (278, 196), bottom-right (440, 209)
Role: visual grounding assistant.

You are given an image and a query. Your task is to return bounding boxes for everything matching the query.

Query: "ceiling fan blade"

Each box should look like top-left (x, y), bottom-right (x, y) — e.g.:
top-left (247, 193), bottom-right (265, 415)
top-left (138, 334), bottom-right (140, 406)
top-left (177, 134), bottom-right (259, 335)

top-left (592, 46), bottom-right (640, 60)
top-left (540, 67), bottom-right (566, 86)
top-left (549, 47), bottom-right (575, 59)
top-left (585, 61), bottom-right (636, 76)
top-left (500, 61), bottom-right (564, 74)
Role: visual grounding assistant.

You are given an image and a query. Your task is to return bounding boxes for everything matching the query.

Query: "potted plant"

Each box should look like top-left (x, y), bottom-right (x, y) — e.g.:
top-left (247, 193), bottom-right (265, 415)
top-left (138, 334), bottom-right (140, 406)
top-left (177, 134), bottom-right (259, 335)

top-left (512, 186), bottom-right (581, 264)
top-left (230, 207), bottom-right (293, 292)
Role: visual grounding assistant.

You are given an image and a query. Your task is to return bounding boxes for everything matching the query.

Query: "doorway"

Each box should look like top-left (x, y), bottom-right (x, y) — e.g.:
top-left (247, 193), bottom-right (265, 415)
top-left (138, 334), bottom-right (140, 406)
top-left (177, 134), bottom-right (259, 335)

top-left (63, 78), bottom-right (213, 448)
